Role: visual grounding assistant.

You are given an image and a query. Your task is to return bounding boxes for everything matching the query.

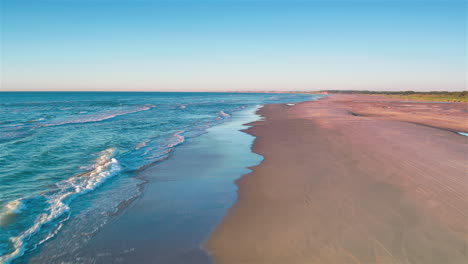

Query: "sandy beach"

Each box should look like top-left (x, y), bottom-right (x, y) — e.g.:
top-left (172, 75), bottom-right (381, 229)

top-left (206, 95), bottom-right (468, 264)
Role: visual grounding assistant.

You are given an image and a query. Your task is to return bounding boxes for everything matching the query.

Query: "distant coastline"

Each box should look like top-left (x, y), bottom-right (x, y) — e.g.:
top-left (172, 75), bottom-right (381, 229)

top-left (296, 90), bottom-right (468, 102)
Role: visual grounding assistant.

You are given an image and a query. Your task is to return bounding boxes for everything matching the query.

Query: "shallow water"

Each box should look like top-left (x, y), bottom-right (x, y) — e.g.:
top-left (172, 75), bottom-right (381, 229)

top-left (0, 92), bottom-right (321, 263)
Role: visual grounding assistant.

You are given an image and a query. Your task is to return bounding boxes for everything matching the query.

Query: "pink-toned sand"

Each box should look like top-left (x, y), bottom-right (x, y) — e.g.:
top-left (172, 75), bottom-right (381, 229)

top-left (206, 95), bottom-right (468, 264)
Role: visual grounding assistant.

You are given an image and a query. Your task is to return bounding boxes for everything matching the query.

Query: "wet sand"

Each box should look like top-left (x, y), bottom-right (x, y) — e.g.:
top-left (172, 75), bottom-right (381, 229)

top-left (206, 95), bottom-right (468, 264)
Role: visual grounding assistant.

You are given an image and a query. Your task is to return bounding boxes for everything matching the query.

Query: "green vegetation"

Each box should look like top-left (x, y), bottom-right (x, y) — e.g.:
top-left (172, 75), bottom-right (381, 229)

top-left (314, 91), bottom-right (468, 102)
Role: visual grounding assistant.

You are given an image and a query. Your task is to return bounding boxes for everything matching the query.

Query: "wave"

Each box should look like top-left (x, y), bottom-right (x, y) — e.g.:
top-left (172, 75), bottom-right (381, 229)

top-left (0, 200), bottom-right (25, 228)
top-left (133, 131), bottom-right (186, 170)
top-left (217, 110), bottom-right (231, 118)
top-left (0, 148), bottom-right (121, 264)
top-left (135, 140), bottom-right (149, 150)
top-left (1, 131), bottom-right (188, 263)
top-left (41, 105), bottom-right (154, 127)
top-left (0, 105), bottom-right (155, 144)
top-left (0, 105), bottom-right (262, 262)
top-left (166, 131), bottom-right (185, 148)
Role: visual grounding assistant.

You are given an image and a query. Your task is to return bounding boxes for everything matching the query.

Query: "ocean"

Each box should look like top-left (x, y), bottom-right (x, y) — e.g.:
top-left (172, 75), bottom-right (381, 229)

top-left (0, 92), bottom-right (321, 263)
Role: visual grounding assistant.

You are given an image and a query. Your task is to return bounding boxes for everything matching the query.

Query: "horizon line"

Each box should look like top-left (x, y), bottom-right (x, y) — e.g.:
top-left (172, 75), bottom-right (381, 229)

top-left (1, 90), bottom-right (466, 93)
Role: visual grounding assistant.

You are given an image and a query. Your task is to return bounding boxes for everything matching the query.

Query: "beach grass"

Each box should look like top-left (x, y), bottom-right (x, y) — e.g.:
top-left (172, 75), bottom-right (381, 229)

top-left (309, 91), bottom-right (468, 102)
top-left (380, 93), bottom-right (468, 102)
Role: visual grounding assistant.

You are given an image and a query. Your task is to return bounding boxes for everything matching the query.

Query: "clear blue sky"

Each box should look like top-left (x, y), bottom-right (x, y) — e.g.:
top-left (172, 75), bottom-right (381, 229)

top-left (1, 0), bottom-right (466, 91)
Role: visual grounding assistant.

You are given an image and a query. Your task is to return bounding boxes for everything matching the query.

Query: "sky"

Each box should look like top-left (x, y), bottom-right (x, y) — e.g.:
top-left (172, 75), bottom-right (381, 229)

top-left (1, 0), bottom-right (466, 92)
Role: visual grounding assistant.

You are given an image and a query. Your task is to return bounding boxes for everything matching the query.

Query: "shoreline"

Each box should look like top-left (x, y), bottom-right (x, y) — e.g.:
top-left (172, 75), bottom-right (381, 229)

top-left (25, 105), bottom-right (265, 264)
top-left (206, 95), bottom-right (467, 263)
top-left (5, 93), bottom-right (319, 264)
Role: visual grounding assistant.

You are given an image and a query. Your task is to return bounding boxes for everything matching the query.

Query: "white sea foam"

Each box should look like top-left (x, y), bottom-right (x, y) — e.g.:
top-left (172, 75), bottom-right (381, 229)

top-left (0, 200), bottom-right (25, 226)
top-left (252, 105), bottom-right (265, 121)
top-left (217, 110), bottom-right (231, 118)
top-left (166, 131), bottom-right (185, 148)
top-left (135, 140), bottom-right (149, 150)
top-left (141, 131), bottom-right (185, 163)
top-left (4, 200), bottom-right (24, 215)
top-left (0, 148), bottom-right (121, 264)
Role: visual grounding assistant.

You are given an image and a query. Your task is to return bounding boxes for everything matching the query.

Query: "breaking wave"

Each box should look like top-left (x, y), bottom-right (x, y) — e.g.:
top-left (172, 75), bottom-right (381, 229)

top-left (0, 200), bottom-right (25, 227)
top-left (217, 110), bottom-right (231, 118)
top-left (0, 148), bottom-right (121, 264)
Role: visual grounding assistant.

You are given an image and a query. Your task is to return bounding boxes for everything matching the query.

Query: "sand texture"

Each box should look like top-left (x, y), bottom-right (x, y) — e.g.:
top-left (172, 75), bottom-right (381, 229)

top-left (206, 95), bottom-right (468, 264)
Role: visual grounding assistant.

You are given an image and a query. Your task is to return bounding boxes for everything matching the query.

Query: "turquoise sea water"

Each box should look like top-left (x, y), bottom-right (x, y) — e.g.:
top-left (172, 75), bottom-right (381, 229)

top-left (0, 92), bottom-right (320, 263)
